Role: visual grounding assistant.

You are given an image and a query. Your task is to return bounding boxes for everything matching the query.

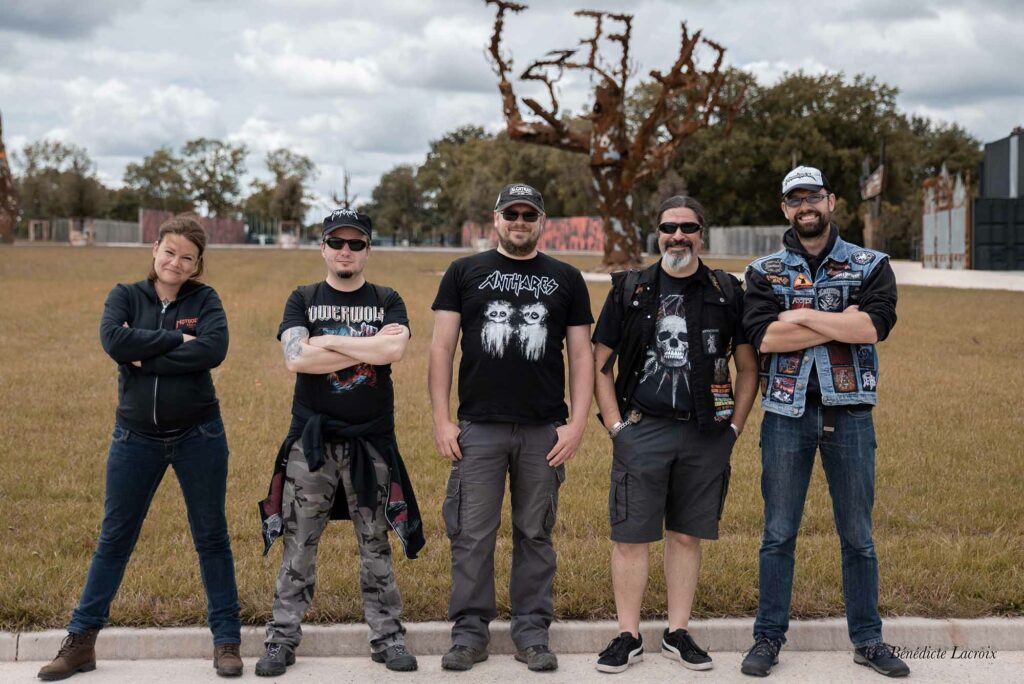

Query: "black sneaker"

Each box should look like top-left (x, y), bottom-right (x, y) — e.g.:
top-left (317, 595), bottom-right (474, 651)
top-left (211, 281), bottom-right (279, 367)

top-left (661, 628), bottom-right (712, 670)
top-left (441, 645), bottom-right (488, 671)
top-left (740, 637), bottom-right (781, 677)
top-left (370, 644), bottom-right (418, 672)
top-left (255, 643), bottom-right (295, 677)
top-left (515, 644), bottom-right (558, 672)
top-left (854, 642), bottom-right (910, 678)
top-left (596, 632), bottom-right (644, 674)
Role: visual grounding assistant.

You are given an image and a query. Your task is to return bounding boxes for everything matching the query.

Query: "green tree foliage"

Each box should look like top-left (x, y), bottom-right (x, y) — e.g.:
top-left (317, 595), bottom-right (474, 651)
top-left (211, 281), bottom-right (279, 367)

top-left (367, 164), bottom-right (428, 243)
top-left (122, 147), bottom-right (192, 215)
top-left (245, 149), bottom-right (318, 225)
top-left (181, 138), bottom-right (248, 217)
top-left (13, 140), bottom-right (106, 220)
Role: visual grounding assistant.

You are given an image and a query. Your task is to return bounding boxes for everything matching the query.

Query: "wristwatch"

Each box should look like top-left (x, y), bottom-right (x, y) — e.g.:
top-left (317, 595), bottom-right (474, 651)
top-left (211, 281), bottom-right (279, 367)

top-left (608, 420), bottom-right (630, 439)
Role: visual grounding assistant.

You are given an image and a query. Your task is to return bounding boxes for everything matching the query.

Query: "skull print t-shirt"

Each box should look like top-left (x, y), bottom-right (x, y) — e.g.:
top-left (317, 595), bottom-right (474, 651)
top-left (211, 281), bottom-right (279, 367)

top-left (277, 280), bottom-right (409, 423)
top-left (629, 269), bottom-right (700, 418)
top-left (432, 249), bottom-right (593, 423)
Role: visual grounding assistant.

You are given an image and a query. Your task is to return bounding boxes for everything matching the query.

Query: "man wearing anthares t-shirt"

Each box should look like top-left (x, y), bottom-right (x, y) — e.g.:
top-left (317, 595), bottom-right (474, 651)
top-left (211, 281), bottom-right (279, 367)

top-left (429, 183), bottom-right (594, 672)
top-left (256, 209), bottom-right (423, 677)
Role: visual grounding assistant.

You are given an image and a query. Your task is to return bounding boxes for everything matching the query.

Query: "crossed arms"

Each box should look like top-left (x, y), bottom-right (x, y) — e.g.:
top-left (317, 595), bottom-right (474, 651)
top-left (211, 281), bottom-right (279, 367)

top-left (280, 323), bottom-right (410, 374)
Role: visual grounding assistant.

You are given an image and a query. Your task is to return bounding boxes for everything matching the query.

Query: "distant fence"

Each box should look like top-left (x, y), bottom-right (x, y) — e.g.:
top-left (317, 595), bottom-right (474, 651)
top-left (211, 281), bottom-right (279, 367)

top-left (462, 218), bottom-right (785, 256)
top-left (922, 168), bottom-right (970, 269)
top-left (91, 219), bottom-right (139, 243)
top-left (140, 209), bottom-right (244, 244)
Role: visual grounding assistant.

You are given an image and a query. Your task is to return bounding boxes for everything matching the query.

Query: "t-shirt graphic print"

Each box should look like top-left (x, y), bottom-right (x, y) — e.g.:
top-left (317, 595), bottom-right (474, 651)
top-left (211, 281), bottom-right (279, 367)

top-left (480, 299), bottom-right (549, 361)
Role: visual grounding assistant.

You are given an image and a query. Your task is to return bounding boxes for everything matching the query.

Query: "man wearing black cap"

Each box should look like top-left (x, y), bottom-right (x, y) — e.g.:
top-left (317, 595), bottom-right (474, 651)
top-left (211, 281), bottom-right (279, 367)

top-left (256, 208), bottom-right (423, 676)
top-left (740, 167), bottom-right (906, 678)
top-left (429, 183), bottom-right (594, 672)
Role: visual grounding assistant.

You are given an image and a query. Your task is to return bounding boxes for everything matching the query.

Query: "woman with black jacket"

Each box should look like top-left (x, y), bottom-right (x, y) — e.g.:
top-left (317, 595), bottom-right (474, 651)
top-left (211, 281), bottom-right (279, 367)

top-left (38, 216), bottom-right (243, 680)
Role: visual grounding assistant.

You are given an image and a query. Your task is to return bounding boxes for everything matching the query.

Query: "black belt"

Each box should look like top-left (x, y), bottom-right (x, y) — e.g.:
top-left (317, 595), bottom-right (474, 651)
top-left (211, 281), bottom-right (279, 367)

top-left (627, 408), bottom-right (692, 424)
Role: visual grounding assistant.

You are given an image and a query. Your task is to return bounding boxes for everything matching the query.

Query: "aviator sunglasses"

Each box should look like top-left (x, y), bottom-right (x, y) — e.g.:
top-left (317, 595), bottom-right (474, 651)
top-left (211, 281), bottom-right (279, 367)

top-left (323, 237), bottom-right (368, 251)
top-left (658, 221), bottom-right (702, 235)
top-left (500, 209), bottom-right (541, 223)
top-left (784, 193), bottom-right (829, 208)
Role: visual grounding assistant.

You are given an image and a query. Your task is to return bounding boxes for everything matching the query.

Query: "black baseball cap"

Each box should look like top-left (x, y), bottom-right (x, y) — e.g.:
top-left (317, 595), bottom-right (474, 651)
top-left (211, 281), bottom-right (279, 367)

top-left (494, 183), bottom-right (545, 213)
top-left (321, 208), bottom-right (372, 238)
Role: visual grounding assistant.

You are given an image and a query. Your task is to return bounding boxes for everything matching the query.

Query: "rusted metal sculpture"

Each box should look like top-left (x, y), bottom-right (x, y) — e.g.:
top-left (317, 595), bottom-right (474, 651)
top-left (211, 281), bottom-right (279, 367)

top-left (486, 1), bottom-right (743, 269)
top-left (0, 111), bottom-right (18, 244)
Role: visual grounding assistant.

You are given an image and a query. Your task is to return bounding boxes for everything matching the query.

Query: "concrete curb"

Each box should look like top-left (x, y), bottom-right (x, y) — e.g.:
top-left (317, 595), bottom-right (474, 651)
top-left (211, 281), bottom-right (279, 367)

top-left (6, 618), bottom-right (1024, 661)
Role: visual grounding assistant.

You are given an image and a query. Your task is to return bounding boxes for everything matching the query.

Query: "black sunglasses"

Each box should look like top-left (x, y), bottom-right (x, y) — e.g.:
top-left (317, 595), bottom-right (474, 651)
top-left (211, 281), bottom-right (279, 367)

top-left (500, 209), bottom-right (541, 223)
top-left (323, 237), bottom-right (368, 251)
top-left (784, 193), bottom-right (829, 208)
top-left (658, 221), bottom-right (702, 235)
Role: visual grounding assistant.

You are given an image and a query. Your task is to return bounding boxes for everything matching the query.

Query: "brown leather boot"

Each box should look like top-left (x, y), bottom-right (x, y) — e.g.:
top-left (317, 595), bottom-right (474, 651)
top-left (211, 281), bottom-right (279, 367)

top-left (213, 643), bottom-right (243, 678)
top-left (37, 630), bottom-right (98, 681)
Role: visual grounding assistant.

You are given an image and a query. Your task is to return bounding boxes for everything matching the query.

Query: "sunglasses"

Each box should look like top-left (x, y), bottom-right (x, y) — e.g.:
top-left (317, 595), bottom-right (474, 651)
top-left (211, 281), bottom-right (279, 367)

top-left (658, 221), bottom-right (702, 235)
top-left (500, 209), bottom-right (541, 223)
top-left (784, 193), bottom-right (829, 208)
top-left (323, 237), bottom-right (368, 251)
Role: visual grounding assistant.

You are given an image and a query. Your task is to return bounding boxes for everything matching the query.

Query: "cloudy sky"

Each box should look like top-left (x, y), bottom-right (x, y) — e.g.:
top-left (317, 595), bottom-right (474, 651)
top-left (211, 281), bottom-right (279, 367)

top-left (2, 0), bottom-right (1022, 215)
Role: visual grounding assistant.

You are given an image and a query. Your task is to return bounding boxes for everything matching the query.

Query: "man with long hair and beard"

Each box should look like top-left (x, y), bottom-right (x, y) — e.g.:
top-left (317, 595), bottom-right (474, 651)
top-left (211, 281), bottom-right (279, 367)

top-left (740, 167), bottom-right (905, 678)
top-left (429, 183), bottom-right (594, 672)
top-left (591, 196), bottom-right (757, 674)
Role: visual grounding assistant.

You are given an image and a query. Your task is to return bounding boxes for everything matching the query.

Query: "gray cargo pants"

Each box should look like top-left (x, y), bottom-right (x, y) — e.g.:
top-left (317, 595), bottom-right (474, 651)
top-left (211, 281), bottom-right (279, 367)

top-left (266, 440), bottom-right (405, 652)
top-left (442, 421), bottom-right (564, 651)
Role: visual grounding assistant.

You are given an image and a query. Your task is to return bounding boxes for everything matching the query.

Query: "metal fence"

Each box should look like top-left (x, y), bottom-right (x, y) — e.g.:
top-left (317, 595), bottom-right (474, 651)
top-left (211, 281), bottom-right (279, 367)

top-left (707, 225), bottom-right (787, 257)
top-left (91, 219), bottom-right (139, 243)
top-left (922, 168), bottom-right (970, 269)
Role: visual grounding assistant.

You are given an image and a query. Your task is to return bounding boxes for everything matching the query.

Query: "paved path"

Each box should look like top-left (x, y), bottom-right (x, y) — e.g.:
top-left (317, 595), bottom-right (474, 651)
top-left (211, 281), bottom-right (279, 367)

top-left (6, 651), bottom-right (1023, 683)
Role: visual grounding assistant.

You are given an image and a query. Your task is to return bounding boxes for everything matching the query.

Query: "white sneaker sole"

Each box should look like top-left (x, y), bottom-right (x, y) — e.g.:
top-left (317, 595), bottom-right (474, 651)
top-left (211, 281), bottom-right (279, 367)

top-left (662, 644), bottom-right (713, 671)
top-left (595, 649), bottom-right (644, 673)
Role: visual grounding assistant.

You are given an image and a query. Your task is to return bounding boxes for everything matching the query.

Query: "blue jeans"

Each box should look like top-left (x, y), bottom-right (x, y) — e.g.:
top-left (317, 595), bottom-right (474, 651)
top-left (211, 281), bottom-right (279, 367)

top-left (68, 419), bottom-right (241, 644)
top-left (753, 406), bottom-right (883, 648)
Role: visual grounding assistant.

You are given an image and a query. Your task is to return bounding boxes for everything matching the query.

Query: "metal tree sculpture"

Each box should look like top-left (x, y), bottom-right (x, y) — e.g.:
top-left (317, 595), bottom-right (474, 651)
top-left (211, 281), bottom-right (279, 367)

top-left (486, 1), bottom-right (743, 269)
top-left (0, 111), bottom-right (17, 244)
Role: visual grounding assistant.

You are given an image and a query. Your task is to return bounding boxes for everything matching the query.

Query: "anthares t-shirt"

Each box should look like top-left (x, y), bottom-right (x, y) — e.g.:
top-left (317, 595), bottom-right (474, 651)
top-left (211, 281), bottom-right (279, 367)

top-left (432, 250), bottom-right (594, 423)
top-left (277, 280), bottom-right (409, 424)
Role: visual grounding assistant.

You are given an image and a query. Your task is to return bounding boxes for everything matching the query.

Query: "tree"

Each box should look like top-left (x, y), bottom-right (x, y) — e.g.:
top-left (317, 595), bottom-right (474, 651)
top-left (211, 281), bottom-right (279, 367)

top-left (0, 111), bottom-right (18, 243)
top-left (181, 138), bottom-right (247, 217)
top-left (13, 140), bottom-right (106, 223)
top-left (123, 147), bottom-right (192, 213)
top-left (368, 165), bottom-right (427, 243)
top-left (486, 0), bottom-right (743, 269)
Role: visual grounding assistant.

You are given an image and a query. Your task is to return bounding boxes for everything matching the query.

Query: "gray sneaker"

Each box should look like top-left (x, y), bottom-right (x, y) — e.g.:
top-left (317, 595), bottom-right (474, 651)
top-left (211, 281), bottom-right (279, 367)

top-left (255, 643), bottom-right (295, 677)
top-left (441, 645), bottom-right (488, 671)
top-left (371, 644), bottom-right (418, 672)
top-left (515, 644), bottom-right (559, 672)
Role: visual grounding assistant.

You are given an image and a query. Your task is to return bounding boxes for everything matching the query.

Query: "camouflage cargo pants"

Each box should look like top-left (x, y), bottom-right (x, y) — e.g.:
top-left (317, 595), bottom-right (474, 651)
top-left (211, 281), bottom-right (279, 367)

top-left (266, 439), bottom-right (406, 651)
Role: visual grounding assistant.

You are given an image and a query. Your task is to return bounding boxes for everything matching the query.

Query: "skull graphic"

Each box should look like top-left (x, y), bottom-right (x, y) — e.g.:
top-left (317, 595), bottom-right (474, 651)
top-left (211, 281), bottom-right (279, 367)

top-left (655, 315), bottom-right (688, 368)
top-left (481, 300), bottom-right (514, 357)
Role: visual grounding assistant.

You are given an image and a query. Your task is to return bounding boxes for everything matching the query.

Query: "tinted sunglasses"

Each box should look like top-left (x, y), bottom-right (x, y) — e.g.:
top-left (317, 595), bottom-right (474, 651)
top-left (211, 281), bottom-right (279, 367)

top-left (784, 193), bottom-right (828, 208)
top-left (658, 221), bottom-right (702, 235)
top-left (323, 237), bottom-right (368, 251)
top-left (500, 209), bottom-right (541, 223)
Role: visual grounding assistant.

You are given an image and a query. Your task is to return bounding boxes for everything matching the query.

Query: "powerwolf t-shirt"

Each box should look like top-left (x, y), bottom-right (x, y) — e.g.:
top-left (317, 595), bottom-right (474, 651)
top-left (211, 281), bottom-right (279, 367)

top-left (432, 250), bottom-right (593, 423)
top-left (277, 281), bottom-right (409, 423)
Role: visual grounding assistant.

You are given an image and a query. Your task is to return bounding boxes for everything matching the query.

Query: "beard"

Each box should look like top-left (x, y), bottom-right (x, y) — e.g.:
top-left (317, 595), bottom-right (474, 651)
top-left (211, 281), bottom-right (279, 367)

top-left (334, 268), bottom-right (357, 279)
top-left (663, 238), bottom-right (694, 271)
top-left (791, 210), bottom-right (830, 238)
top-left (498, 230), bottom-right (539, 257)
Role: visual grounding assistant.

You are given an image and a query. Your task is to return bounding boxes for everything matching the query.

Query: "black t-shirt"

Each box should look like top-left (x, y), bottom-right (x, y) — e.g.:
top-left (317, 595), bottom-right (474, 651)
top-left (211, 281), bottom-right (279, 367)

top-left (432, 250), bottom-right (594, 423)
top-left (277, 280), bottom-right (409, 423)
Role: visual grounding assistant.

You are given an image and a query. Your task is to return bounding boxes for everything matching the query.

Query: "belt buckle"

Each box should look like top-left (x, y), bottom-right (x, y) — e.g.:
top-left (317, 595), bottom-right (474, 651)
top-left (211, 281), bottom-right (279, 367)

top-left (626, 409), bottom-right (643, 424)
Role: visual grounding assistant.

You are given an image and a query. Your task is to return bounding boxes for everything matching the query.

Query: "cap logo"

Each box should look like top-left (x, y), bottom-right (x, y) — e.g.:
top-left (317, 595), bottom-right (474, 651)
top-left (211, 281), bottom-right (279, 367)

top-left (330, 208), bottom-right (359, 221)
top-left (785, 169), bottom-right (821, 184)
top-left (508, 185), bottom-right (534, 196)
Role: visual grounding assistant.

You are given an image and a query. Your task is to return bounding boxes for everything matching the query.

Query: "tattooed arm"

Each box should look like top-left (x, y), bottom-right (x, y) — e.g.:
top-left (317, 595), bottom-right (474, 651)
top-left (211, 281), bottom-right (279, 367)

top-left (281, 326), bottom-right (361, 374)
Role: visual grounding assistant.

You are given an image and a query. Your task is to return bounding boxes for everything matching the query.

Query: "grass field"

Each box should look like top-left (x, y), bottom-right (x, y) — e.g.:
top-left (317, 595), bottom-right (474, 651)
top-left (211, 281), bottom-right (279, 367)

top-left (1, 246), bottom-right (1022, 632)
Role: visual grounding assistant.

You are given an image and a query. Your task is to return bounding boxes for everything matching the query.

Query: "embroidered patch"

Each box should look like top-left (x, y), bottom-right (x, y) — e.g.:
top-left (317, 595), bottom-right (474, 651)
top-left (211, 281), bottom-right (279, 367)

top-left (817, 287), bottom-right (843, 312)
top-left (776, 353), bottom-right (802, 376)
top-left (761, 258), bottom-right (785, 274)
top-left (793, 272), bottom-right (813, 289)
top-left (791, 296), bottom-right (814, 309)
top-left (851, 250), bottom-right (875, 265)
top-left (856, 345), bottom-right (875, 369)
top-left (827, 342), bottom-right (853, 365)
top-left (711, 383), bottom-right (735, 420)
top-left (824, 259), bottom-right (850, 277)
top-left (703, 329), bottom-right (720, 355)
top-left (860, 369), bottom-right (877, 391)
top-left (832, 367), bottom-right (857, 393)
top-left (714, 357), bottom-right (730, 383)
top-left (770, 376), bottom-right (796, 404)
top-left (767, 273), bottom-right (790, 286)
top-left (828, 271), bottom-right (862, 281)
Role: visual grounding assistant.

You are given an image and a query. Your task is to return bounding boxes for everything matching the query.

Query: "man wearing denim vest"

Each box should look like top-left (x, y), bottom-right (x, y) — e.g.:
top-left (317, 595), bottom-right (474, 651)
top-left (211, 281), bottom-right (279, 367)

top-left (740, 167), bottom-right (907, 678)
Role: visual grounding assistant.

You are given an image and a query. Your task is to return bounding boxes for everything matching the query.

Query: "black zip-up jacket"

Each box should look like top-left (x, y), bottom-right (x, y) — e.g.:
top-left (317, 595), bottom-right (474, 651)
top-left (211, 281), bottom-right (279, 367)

top-left (99, 279), bottom-right (227, 433)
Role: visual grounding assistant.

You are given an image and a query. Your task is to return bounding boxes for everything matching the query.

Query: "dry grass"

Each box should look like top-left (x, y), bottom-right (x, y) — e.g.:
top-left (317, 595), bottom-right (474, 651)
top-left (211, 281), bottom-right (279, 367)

top-left (1, 246), bottom-right (1022, 631)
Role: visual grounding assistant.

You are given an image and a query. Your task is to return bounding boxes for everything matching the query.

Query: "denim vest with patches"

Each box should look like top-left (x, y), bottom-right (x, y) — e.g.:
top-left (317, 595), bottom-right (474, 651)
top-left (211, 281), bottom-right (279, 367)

top-left (749, 237), bottom-right (886, 417)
